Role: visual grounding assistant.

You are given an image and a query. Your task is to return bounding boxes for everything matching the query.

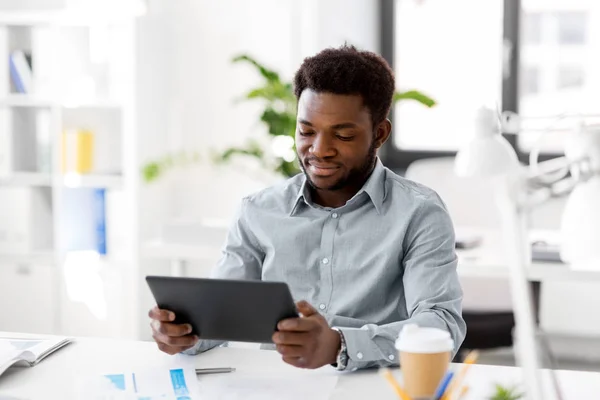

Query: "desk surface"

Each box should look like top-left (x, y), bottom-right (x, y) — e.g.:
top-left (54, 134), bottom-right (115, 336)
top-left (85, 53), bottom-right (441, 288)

top-left (456, 229), bottom-right (600, 282)
top-left (1, 334), bottom-right (599, 400)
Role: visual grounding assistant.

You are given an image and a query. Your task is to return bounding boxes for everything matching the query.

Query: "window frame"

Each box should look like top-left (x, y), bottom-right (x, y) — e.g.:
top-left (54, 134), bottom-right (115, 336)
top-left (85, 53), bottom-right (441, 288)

top-left (379, 0), bottom-right (559, 172)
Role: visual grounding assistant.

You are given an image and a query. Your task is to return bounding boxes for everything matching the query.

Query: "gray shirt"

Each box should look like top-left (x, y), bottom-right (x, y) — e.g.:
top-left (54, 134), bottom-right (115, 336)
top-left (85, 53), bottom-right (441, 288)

top-left (185, 159), bottom-right (466, 370)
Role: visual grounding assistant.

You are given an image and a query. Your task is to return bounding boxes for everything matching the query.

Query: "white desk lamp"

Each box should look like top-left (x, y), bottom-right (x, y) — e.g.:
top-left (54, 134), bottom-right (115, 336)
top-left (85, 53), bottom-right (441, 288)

top-left (454, 107), bottom-right (600, 400)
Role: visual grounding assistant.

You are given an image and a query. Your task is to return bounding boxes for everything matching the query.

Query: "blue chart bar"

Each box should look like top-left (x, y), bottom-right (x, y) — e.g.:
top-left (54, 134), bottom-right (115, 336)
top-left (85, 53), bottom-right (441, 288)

top-left (132, 373), bottom-right (138, 393)
top-left (104, 374), bottom-right (126, 391)
top-left (170, 368), bottom-right (191, 400)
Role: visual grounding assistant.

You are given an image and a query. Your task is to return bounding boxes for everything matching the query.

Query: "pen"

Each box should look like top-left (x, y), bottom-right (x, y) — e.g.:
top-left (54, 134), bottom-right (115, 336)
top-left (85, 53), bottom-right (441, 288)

top-left (433, 371), bottom-right (454, 400)
top-left (195, 367), bottom-right (236, 375)
top-left (442, 350), bottom-right (479, 400)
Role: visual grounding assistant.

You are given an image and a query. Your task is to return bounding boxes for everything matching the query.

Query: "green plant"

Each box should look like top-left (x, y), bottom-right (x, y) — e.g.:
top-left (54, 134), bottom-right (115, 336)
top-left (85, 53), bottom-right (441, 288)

top-left (489, 383), bottom-right (525, 400)
top-left (141, 54), bottom-right (436, 183)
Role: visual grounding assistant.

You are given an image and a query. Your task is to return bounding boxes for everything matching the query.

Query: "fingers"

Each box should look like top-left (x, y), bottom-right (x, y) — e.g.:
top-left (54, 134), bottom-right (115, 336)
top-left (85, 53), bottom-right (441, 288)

top-left (155, 340), bottom-right (197, 355)
top-left (282, 356), bottom-right (308, 369)
top-left (276, 344), bottom-right (304, 358)
top-left (296, 300), bottom-right (318, 317)
top-left (278, 316), bottom-right (317, 332)
top-left (148, 306), bottom-right (175, 322)
top-left (151, 319), bottom-right (199, 355)
top-left (151, 319), bottom-right (193, 337)
top-left (152, 330), bottom-right (199, 348)
top-left (272, 331), bottom-right (309, 345)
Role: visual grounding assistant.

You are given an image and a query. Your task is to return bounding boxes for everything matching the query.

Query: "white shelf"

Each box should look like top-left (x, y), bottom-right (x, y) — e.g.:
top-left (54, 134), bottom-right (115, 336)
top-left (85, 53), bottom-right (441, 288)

top-left (0, 10), bottom-right (143, 27)
top-left (0, 250), bottom-right (55, 264)
top-left (0, 172), bottom-right (52, 187)
top-left (62, 174), bottom-right (123, 189)
top-left (0, 95), bottom-right (123, 109)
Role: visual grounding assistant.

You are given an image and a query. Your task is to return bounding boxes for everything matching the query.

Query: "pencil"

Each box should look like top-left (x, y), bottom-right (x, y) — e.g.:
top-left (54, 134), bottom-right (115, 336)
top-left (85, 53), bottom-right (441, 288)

top-left (379, 368), bottom-right (412, 400)
top-left (441, 350), bottom-right (479, 400)
top-left (457, 385), bottom-right (469, 400)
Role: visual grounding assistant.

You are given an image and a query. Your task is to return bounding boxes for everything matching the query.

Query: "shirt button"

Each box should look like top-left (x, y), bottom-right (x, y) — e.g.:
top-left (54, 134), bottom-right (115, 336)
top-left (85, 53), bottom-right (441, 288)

top-left (332, 213), bottom-right (339, 219)
top-left (322, 257), bottom-right (329, 264)
top-left (388, 354), bottom-right (395, 361)
top-left (319, 303), bottom-right (326, 310)
top-left (356, 352), bottom-right (364, 360)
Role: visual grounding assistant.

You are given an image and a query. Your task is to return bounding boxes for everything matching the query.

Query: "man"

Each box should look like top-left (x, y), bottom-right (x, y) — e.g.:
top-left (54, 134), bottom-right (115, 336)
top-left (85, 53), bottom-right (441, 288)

top-left (149, 45), bottom-right (466, 371)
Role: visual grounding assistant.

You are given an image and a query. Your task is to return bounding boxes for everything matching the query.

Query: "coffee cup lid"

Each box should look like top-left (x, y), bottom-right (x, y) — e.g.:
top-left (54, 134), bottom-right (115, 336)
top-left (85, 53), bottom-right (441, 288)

top-left (395, 324), bottom-right (454, 354)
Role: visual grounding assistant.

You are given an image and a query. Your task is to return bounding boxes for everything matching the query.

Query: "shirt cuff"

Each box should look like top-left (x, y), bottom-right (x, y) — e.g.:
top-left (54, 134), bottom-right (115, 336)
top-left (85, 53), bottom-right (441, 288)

top-left (336, 327), bottom-right (399, 371)
top-left (180, 339), bottom-right (223, 355)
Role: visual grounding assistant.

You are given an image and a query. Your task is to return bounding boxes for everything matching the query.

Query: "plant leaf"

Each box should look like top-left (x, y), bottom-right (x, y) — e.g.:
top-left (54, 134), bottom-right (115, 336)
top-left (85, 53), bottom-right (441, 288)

top-left (260, 108), bottom-right (297, 137)
top-left (232, 54), bottom-right (280, 83)
top-left (393, 90), bottom-right (436, 107)
top-left (246, 82), bottom-right (296, 103)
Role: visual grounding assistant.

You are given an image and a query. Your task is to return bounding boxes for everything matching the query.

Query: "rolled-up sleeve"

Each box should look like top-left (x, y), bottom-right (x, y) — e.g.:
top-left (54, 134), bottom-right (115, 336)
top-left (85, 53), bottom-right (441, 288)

top-left (182, 197), bottom-right (265, 355)
top-left (335, 193), bottom-right (466, 370)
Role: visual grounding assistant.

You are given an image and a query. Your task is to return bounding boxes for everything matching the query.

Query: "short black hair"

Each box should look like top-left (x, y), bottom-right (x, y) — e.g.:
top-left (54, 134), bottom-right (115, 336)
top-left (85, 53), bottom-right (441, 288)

top-left (293, 45), bottom-right (395, 126)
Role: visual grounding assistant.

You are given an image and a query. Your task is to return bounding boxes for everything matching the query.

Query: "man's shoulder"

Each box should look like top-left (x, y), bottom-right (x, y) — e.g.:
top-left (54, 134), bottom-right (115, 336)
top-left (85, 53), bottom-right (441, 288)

top-left (241, 173), bottom-right (304, 211)
top-left (383, 166), bottom-right (441, 203)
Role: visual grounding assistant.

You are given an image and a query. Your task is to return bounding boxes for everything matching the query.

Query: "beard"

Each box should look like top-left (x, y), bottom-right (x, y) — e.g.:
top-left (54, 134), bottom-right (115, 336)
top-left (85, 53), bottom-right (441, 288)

top-left (299, 140), bottom-right (377, 192)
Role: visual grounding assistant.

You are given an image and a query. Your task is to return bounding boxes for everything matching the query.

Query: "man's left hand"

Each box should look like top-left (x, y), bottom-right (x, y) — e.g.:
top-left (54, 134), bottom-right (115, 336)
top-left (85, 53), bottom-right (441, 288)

top-left (272, 300), bottom-right (341, 369)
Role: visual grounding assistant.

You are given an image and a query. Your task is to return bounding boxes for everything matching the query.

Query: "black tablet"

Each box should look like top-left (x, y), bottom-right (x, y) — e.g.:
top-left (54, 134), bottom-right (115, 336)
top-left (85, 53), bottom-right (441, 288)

top-left (146, 276), bottom-right (298, 343)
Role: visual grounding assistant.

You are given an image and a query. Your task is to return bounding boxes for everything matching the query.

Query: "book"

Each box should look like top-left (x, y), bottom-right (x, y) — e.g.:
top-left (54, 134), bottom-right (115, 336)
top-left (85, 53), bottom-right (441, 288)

top-left (62, 129), bottom-right (95, 174)
top-left (94, 188), bottom-right (107, 255)
top-left (0, 336), bottom-right (72, 377)
top-left (9, 50), bottom-right (33, 94)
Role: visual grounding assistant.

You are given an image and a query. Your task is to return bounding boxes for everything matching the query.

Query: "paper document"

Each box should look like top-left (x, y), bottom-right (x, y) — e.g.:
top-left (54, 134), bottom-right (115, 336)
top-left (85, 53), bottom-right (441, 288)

top-left (198, 372), bottom-right (338, 400)
top-left (0, 337), bottom-right (72, 377)
top-left (82, 367), bottom-right (200, 400)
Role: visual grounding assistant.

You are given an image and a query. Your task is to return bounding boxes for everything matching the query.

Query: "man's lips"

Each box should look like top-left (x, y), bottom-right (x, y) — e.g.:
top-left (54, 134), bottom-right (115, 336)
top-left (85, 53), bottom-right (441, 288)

top-left (306, 161), bottom-right (341, 177)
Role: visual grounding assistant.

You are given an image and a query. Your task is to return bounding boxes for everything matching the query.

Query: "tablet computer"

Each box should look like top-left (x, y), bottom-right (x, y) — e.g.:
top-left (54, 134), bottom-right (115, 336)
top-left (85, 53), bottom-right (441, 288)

top-left (146, 276), bottom-right (298, 343)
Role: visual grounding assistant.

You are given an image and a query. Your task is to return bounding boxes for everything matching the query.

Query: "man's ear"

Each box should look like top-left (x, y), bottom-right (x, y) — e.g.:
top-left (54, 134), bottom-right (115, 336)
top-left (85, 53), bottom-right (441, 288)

top-left (374, 119), bottom-right (392, 149)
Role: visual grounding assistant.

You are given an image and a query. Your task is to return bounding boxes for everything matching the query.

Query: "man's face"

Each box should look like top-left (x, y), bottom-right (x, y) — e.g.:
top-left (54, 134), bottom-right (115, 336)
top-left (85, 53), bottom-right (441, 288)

top-left (295, 89), bottom-right (385, 191)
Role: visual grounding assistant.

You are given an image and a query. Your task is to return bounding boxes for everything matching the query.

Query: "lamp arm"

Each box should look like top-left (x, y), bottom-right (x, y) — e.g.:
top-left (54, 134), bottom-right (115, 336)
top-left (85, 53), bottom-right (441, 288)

top-left (517, 156), bottom-right (594, 210)
top-left (495, 172), bottom-right (548, 400)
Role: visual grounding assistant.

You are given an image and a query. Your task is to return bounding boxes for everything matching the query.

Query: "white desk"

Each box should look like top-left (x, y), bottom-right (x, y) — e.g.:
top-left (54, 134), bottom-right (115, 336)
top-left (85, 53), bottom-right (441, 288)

top-left (1, 334), bottom-right (599, 399)
top-left (456, 230), bottom-right (600, 282)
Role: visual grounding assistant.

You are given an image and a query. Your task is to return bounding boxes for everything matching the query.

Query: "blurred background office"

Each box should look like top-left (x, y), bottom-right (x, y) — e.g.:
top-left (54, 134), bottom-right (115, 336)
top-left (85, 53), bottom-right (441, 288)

top-left (0, 0), bottom-right (599, 373)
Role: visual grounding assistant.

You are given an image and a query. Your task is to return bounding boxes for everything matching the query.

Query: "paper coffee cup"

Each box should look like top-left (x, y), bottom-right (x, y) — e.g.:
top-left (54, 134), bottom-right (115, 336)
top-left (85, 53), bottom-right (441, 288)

top-left (396, 324), bottom-right (454, 399)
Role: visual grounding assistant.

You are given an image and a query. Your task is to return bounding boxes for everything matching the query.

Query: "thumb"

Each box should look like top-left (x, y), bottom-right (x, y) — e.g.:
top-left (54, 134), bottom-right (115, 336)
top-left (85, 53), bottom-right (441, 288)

top-left (296, 300), bottom-right (318, 317)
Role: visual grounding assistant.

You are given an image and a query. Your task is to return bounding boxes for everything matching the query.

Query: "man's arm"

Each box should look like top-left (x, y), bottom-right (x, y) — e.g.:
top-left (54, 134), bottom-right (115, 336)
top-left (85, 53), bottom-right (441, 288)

top-left (332, 194), bottom-right (466, 370)
top-left (183, 197), bottom-right (265, 355)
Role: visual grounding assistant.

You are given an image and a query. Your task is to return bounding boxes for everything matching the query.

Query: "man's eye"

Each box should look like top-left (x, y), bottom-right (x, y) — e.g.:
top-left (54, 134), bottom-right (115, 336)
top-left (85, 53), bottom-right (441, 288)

top-left (299, 131), bottom-right (314, 136)
top-left (337, 135), bottom-right (355, 141)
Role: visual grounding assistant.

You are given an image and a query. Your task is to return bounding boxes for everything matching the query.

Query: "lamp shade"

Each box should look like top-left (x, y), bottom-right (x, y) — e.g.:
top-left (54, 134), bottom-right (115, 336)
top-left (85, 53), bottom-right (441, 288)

top-left (455, 107), bottom-right (519, 177)
top-left (560, 176), bottom-right (600, 271)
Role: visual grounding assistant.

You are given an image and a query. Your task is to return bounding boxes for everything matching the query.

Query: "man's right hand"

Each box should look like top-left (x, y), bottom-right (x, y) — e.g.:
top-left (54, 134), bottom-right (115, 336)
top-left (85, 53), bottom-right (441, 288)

top-left (149, 306), bottom-right (199, 355)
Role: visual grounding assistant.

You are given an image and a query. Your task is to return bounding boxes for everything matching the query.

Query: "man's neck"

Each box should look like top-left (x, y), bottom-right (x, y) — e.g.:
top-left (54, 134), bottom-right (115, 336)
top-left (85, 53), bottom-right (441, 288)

top-left (310, 164), bottom-right (376, 209)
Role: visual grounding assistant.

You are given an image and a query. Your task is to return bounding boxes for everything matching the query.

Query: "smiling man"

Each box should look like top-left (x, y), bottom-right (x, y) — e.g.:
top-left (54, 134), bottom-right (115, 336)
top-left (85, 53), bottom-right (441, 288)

top-left (149, 45), bottom-right (466, 371)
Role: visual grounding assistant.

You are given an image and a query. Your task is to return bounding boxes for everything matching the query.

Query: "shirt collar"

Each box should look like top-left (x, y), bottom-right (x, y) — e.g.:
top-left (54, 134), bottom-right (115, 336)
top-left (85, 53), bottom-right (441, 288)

top-left (357, 158), bottom-right (386, 214)
top-left (289, 158), bottom-right (386, 216)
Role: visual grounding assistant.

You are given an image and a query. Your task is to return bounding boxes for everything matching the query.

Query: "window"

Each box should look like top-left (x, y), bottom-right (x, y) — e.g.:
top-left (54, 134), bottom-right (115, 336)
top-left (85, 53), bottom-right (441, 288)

top-left (557, 12), bottom-right (587, 45)
top-left (558, 66), bottom-right (584, 89)
top-left (517, 2), bottom-right (599, 153)
top-left (521, 66), bottom-right (540, 95)
top-left (523, 12), bottom-right (542, 44)
top-left (382, 0), bottom-right (600, 168)
top-left (392, 0), bottom-right (504, 152)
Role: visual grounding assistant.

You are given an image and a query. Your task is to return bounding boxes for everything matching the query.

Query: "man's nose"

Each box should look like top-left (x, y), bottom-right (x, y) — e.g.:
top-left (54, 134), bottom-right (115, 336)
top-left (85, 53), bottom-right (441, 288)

top-left (310, 133), bottom-right (336, 158)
